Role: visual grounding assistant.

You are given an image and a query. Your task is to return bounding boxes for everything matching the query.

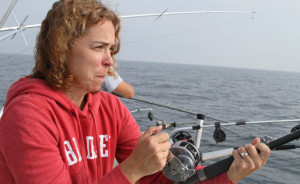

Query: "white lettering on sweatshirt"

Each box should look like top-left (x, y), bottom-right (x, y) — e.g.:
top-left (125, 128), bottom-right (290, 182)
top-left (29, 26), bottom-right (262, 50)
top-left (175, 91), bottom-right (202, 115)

top-left (73, 137), bottom-right (82, 162)
top-left (64, 140), bottom-right (78, 166)
top-left (86, 136), bottom-right (97, 159)
top-left (99, 135), bottom-right (109, 157)
top-left (64, 134), bottom-right (110, 166)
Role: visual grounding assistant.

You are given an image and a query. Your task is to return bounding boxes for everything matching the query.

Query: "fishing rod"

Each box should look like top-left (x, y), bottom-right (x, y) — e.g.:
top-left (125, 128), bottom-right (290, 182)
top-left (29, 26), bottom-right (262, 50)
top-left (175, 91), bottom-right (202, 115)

top-left (161, 115), bottom-right (300, 182)
top-left (127, 96), bottom-right (300, 143)
top-left (121, 10), bottom-right (256, 19)
top-left (155, 116), bottom-right (300, 145)
top-left (130, 108), bottom-right (153, 113)
top-left (167, 119), bottom-right (300, 134)
top-left (129, 96), bottom-right (229, 123)
top-left (181, 128), bottom-right (300, 184)
top-left (159, 112), bottom-right (300, 183)
top-left (0, 0), bottom-right (17, 29)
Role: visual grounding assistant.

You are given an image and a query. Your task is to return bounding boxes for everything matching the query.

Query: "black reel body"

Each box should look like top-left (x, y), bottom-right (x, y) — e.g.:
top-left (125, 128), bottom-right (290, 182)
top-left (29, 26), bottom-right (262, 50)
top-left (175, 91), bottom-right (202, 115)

top-left (162, 141), bottom-right (201, 182)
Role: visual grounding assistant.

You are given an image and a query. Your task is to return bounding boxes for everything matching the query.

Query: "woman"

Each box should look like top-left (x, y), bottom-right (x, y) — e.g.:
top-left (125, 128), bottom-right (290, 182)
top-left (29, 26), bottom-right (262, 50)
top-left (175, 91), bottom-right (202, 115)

top-left (0, 0), bottom-right (270, 183)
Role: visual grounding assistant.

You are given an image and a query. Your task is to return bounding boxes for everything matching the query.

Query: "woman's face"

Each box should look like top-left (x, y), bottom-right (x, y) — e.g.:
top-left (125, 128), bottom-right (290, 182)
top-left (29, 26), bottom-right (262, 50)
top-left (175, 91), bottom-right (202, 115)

top-left (66, 20), bottom-right (115, 94)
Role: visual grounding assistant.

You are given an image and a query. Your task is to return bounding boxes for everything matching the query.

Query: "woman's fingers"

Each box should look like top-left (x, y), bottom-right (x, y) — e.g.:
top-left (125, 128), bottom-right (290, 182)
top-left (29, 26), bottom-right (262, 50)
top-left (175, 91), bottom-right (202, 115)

top-left (141, 125), bottom-right (163, 138)
top-left (255, 142), bottom-right (271, 162)
top-left (151, 131), bottom-right (170, 143)
top-left (121, 126), bottom-right (171, 179)
top-left (227, 138), bottom-right (271, 183)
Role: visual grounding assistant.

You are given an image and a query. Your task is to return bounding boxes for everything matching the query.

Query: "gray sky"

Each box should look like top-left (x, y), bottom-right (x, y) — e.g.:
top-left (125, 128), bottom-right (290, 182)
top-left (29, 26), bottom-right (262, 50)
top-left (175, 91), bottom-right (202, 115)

top-left (1, 0), bottom-right (300, 72)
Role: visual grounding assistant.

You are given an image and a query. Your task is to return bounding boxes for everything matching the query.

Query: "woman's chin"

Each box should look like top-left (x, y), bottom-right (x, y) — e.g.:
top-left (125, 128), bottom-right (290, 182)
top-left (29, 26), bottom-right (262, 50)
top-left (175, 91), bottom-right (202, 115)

top-left (90, 89), bottom-right (101, 94)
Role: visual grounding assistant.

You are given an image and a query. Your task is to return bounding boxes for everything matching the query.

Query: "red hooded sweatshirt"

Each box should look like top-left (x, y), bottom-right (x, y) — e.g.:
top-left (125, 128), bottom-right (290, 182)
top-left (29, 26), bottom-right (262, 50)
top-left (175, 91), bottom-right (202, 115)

top-left (0, 76), bottom-right (233, 184)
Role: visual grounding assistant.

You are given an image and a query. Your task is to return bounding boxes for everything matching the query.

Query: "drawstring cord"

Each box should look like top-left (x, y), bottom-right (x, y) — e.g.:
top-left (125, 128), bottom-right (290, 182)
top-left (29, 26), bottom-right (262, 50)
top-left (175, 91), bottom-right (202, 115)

top-left (72, 107), bottom-right (90, 183)
top-left (89, 104), bottom-right (101, 180)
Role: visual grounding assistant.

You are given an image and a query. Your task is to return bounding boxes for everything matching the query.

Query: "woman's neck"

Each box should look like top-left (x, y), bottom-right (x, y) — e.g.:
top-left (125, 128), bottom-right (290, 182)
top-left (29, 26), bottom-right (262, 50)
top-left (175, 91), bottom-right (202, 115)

top-left (61, 88), bottom-right (87, 110)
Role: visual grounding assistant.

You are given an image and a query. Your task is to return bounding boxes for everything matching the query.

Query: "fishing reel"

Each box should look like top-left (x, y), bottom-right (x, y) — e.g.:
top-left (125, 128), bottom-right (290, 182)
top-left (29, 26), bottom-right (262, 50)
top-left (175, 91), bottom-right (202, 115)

top-left (162, 140), bottom-right (201, 182)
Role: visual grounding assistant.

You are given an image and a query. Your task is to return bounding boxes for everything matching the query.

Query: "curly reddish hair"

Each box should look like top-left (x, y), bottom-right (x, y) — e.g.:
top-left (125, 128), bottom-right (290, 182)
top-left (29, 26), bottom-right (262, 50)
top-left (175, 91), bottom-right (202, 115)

top-left (32, 0), bottom-right (121, 89)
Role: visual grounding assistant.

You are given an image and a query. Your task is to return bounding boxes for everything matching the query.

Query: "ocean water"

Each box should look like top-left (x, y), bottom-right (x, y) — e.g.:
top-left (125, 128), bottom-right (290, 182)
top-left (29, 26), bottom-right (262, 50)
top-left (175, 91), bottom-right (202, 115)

top-left (1, 54), bottom-right (300, 183)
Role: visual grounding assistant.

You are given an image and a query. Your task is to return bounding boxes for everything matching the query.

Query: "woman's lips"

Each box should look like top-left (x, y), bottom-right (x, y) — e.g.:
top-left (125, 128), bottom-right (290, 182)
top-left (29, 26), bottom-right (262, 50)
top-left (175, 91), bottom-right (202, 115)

top-left (97, 75), bottom-right (105, 79)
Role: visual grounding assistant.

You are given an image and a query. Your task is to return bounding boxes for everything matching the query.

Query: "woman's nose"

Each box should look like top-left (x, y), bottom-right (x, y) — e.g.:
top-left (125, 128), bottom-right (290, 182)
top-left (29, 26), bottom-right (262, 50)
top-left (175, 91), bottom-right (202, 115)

top-left (103, 51), bottom-right (114, 67)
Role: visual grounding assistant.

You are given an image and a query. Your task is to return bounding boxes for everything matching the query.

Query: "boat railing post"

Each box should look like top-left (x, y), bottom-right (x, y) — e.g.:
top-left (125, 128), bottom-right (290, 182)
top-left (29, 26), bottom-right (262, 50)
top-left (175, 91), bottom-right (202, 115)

top-left (194, 114), bottom-right (205, 149)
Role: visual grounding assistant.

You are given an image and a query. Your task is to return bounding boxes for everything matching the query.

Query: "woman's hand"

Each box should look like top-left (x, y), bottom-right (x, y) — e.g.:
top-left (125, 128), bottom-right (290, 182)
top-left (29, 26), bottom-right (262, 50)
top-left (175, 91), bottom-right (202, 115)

top-left (119, 126), bottom-right (171, 183)
top-left (226, 137), bottom-right (271, 183)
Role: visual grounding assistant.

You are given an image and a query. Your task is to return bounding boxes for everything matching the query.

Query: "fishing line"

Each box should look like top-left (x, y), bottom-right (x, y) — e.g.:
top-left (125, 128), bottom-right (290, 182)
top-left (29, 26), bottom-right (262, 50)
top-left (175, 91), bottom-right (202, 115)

top-left (0, 54), bottom-right (17, 61)
top-left (122, 17), bottom-right (254, 45)
top-left (0, 60), bottom-right (33, 68)
top-left (0, 47), bottom-right (34, 65)
top-left (120, 96), bottom-right (152, 113)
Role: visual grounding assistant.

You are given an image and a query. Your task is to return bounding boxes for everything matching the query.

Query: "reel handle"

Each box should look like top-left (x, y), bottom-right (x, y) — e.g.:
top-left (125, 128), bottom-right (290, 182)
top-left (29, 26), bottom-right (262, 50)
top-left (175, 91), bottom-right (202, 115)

top-left (181, 129), bottom-right (300, 184)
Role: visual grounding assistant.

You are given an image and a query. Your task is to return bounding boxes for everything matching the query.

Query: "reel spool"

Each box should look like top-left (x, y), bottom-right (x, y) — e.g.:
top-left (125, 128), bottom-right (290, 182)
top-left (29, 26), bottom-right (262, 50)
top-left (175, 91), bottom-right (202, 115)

top-left (171, 131), bottom-right (193, 144)
top-left (162, 141), bottom-right (201, 182)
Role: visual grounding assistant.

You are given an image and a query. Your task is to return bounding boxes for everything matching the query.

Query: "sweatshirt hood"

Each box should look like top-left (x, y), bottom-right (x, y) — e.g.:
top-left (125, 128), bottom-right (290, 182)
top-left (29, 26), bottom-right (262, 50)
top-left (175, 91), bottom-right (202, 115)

top-left (5, 76), bottom-right (98, 113)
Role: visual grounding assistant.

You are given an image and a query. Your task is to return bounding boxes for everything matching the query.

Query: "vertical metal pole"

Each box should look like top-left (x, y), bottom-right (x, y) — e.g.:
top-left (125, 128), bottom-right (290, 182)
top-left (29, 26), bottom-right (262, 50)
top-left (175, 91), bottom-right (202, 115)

top-left (0, 0), bottom-right (18, 29)
top-left (0, 106), bottom-right (4, 119)
top-left (194, 114), bottom-right (205, 149)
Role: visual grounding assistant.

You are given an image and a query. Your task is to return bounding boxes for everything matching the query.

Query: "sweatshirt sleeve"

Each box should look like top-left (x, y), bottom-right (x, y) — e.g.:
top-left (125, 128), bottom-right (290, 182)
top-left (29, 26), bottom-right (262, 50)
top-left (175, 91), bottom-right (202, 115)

top-left (114, 95), bottom-right (142, 163)
top-left (137, 166), bottom-right (234, 184)
top-left (0, 98), bottom-right (72, 184)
